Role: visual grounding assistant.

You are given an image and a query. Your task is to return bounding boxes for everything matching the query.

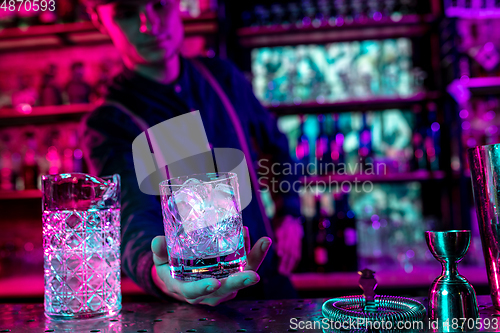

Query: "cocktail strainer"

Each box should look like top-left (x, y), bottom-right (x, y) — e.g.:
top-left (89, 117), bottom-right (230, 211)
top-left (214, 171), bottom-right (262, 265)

top-left (322, 269), bottom-right (426, 328)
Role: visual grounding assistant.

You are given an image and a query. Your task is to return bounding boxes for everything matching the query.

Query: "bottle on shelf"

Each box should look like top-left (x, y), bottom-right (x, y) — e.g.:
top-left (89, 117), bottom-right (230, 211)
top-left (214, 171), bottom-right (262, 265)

top-left (296, 115), bottom-right (311, 168)
top-left (358, 113), bottom-right (373, 167)
top-left (65, 62), bottom-right (91, 104)
top-left (57, 0), bottom-right (78, 23)
top-left (44, 129), bottom-right (62, 175)
top-left (91, 61), bottom-right (112, 103)
top-left (332, 190), bottom-right (358, 271)
top-left (426, 103), bottom-right (440, 171)
top-left (298, 187), bottom-right (317, 272)
top-left (21, 132), bottom-right (40, 190)
top-left (11, 74), bottom-right (38, 112)
top-left (286, 1), bottom-right (303, 26)
top-left (0, 8), bottom-right (18, 29)
top-left (315, 114), bottom-right (331, 175)
top-left (312, 191), bottom-right (336, 272)
top-left (39, 64), bottom-right (63, 107)
top-left (254, 5), bottom-right (271, 27)
top-left (316, 0), bottom-right (332, 25)
top-left (270, 2), bottom-right (286, 26)
top-left (0, 134), bottom-right (14, 191)
top-left (333, 0), bottom-right (349, 24)
top-left (382, 0), bottom-right (397, 18)
top-left (350, 0), bottom-right (367, 21)
top-left (300, 0), bottom-right (317, 26)
top-left (411, 109), bottom-right (428, 171)
top-left (329, 113), bottom-right (345, 166)
top-left (62, 128), bottom-right (84, 173)
top-left (0, 151), bottom-right (14, 191)
top-left (366, 0), bottom-right (383, 20)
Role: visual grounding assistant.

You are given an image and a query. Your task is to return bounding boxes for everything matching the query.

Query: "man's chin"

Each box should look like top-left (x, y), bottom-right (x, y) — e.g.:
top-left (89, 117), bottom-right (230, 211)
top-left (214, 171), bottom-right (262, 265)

top-left (138, 47), bottom-right (179, 65)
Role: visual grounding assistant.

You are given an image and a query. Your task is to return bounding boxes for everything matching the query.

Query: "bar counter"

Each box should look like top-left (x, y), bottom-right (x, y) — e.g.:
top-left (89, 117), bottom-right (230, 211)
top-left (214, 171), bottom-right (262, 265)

top-left (1, 295), bottom-right (498, 333)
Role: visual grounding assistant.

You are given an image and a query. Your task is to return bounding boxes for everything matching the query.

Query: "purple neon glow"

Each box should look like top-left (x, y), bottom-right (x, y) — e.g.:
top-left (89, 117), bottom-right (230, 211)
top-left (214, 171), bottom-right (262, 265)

top-left (431, 122), bottom-right (440, 132)
top-left (74, 149), bottom-right (83, 159)
top-left (462, 121), bottom-right (471, 130)
top-left (371, 214), bottom-right (379, 222)
top-left (459, 109), bottom-right (469, 119)
top-left (336, 133), bottom-right (344, 144)
top-left (372, 221), bottom-right (380, 230)
top-left (373, 12), bottom-right (382, 21)
top-left (406, 249), bottom-right (415, 258)
top-left (467, 138), bottom-right (477, 147)
top-left (485, 111), bottom-right (496, 121)
top-left (487, 126), bottom-right (498, 135)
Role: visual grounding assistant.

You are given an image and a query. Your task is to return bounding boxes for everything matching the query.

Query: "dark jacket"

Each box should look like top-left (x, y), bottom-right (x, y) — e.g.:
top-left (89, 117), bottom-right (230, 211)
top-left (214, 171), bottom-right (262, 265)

top-left (82, 56), bottom-right (301, 300)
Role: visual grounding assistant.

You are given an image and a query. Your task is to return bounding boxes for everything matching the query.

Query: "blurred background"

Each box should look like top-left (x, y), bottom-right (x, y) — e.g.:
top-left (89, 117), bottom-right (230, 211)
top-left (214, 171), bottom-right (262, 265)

top-left (0, 0), bottom-right (498, 301)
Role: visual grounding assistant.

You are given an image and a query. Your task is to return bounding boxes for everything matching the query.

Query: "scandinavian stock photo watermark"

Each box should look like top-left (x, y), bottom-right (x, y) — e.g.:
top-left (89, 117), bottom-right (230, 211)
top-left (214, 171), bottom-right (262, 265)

top-left (257, 159), bottom-right (387, 195)
top-left (130, 111), bottom-right (387, 198)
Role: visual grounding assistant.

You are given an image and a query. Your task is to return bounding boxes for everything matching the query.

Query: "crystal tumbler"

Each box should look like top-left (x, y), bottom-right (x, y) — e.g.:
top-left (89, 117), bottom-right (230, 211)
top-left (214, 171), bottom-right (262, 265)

top-left (160, 173), bottom-right (247, 281)
top-left (42, 173), bottom-right (121, 320)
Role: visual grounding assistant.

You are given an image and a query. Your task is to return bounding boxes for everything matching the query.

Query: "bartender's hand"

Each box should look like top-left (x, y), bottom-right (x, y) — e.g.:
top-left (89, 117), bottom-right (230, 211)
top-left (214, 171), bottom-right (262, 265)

top-left (151, 227), bottom-right (271, 306)
top-left (275, 215), bottom-right (303, 276)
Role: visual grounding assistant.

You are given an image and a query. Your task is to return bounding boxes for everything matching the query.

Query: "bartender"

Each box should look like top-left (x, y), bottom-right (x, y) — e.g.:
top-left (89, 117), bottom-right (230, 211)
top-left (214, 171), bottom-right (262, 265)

top-left (81, 0), bottom-right (304, 306)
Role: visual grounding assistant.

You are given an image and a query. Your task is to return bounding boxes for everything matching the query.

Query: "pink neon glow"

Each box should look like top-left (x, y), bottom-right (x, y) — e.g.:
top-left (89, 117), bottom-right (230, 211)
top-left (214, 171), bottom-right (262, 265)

top-left (19, 104), bottom-right (32, 114)
top-left (415, 149), bottom-right (423, 159)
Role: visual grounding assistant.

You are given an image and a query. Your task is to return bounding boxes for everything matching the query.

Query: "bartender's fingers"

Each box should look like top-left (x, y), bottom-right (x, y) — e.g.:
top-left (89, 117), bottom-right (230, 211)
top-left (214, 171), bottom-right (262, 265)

top-left (244, 226), bottom-right (251, 254)
top-left (176, 278), bottom-right (222, 301)
top-left (245, 237), bottom-right (271, 271)
top-left (156, 264), bottom-right (222, 301)
top-left (214, 271), bottom-right (260, 296)
top-left (199, 291), bottom-right (238, 307)
top-left (151, 236), bottom-right (169, 265)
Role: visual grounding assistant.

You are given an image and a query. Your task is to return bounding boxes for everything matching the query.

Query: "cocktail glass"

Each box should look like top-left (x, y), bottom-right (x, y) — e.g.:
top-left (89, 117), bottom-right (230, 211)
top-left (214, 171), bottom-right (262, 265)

top-left (42, 173), bottom-right (121, 320)
top-left (160, 172), bottom-right (246, 281)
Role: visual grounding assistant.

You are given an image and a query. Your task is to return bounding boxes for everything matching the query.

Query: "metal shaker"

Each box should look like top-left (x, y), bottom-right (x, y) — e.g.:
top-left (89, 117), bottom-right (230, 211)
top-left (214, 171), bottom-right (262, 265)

top-left (469, 143), bottom-right (500, 311)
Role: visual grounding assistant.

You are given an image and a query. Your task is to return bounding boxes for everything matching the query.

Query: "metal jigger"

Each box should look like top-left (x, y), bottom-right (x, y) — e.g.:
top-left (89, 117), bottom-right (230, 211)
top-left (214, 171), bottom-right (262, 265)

top-left (425, 230), bottom-right (479, 324)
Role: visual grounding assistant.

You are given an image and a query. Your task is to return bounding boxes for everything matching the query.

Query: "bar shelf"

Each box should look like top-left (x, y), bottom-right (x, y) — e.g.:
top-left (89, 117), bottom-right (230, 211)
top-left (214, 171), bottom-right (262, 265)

top-left (238, 14), bottom-right (437, 47)
top-left (0, 265), bottom-right (487, 298)
top-left (0, 190), bottom-right (42, 200)
top-left (0, 12), bottom-right (218, 51)
top-left (267, 92), bottom-right (441, 115)
top-left (301, 170), bottom-right (446, 184)
top-left (0, 275), bottom-right (145, 298)
top-left (0, 103), bottom-right (93, 126)
top-left (290, 265), bottom-right (488, 291)
top-left (445, 7), bottom-right (500, 19)
top-left (467, 77), bottom-right (500, 96)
